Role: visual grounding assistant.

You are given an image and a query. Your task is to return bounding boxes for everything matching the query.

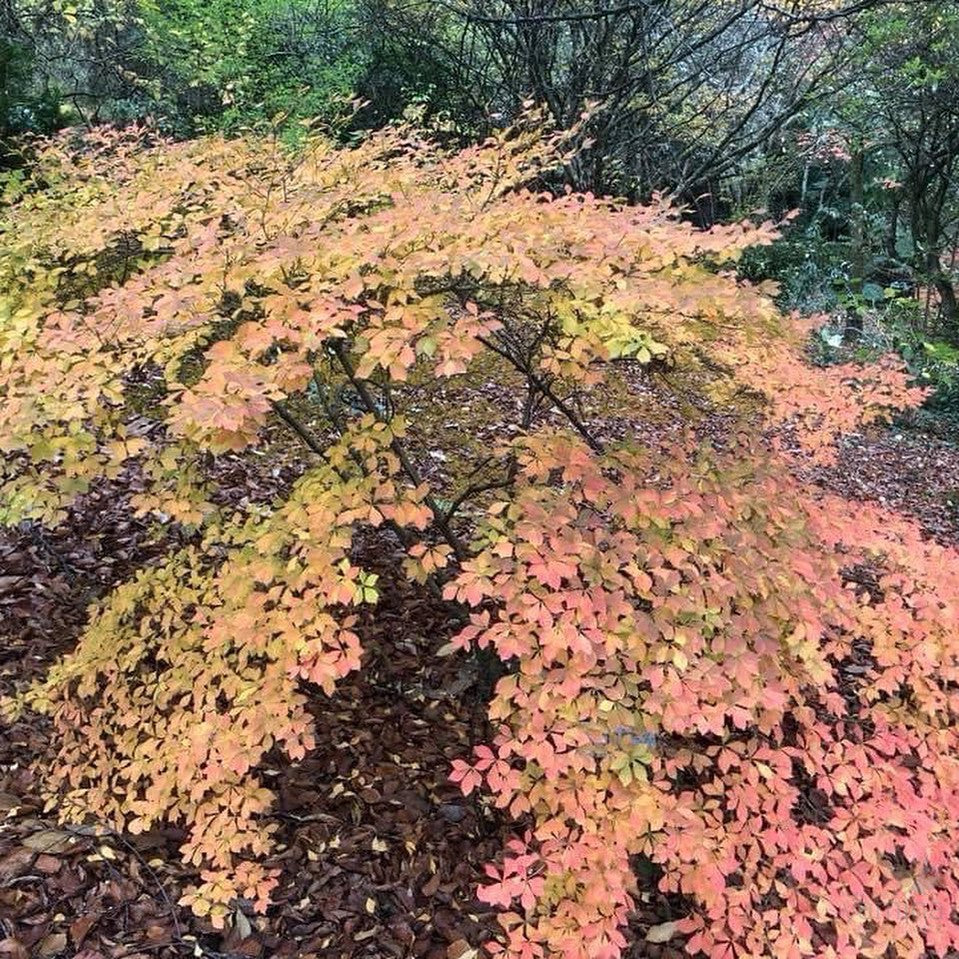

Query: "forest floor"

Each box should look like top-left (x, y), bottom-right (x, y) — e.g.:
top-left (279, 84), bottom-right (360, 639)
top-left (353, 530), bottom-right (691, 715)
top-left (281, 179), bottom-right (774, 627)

top-left (0, 406), bottom-right (956, 959)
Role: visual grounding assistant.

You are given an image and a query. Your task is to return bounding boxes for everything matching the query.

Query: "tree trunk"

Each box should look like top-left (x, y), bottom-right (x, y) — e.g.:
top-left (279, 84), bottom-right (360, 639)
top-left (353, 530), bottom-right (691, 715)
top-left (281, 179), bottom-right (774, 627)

top-left (845, 147), bottom-right (866, 342)
top-left (936, 274), bottom-right (959, 342)
top-left (886, 192), bottom-right (899, 260)
top-left (919, 219), bottom-right (959, 341)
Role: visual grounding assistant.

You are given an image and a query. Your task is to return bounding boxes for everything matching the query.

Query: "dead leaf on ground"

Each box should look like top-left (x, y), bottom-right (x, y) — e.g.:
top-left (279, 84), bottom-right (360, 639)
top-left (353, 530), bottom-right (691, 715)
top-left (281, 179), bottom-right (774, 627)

top-left (69, 914), bottom-right (98, 947)
top-left (34, 854), bottom-right (61, 875)
top-left (645, 921), bottom-right (680, 944)
top-left (447, 939), bottom-right (479, 959)
top-left (21, 830), bottom-right (77, 854)
top-left (37, 932), bottom-right (67, 957)
top-left (0, 847), bottom-right (34, 881)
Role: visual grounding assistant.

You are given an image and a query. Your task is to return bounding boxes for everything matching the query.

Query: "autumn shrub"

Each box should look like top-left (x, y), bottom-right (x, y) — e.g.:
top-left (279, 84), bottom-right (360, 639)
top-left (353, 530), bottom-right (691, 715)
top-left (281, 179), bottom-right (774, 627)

top-left (1, 115), bottom-right (956, 959)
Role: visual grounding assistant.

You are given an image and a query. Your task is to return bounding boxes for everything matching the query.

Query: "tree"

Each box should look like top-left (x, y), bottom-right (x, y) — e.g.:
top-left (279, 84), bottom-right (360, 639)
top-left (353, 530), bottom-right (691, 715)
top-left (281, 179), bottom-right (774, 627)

top-left (852, 2), bottom-right (959, 338)
top-left (0, 0), bottom-right (146, 127)
top-left (364, 0), bottom-right (908, 208)
top-left (1, 116), bottom-right (955, 959)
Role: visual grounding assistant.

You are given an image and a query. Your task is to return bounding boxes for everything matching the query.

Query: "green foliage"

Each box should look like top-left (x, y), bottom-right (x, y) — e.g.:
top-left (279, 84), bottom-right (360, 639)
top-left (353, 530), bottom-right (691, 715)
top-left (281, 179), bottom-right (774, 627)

top-left (135, 0), bottom-right (366, 134)
top-left (887, 315), bottom-right (959, 411)
top-left (1, 0), bottom-right (453, 139)
top-left (739, 230), bottom-right (846, 314)
top-left (792, 290), bottom-right (959, 421)
top-left (0, 38), bottom-right (61, 141)
top-left (126, 0), bottom-right (478, 138)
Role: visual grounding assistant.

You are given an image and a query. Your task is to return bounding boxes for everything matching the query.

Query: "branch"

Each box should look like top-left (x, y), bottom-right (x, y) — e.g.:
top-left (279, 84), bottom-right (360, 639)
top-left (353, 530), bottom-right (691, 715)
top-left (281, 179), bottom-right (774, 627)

top-left (329, 342), bottom-right (471, 561)
top-left (476, 334), bottom-right (605, 453)
top-left (441, 473), bottom-right (516, 525)
top-left (271, 400), bottom-right (327, 455)
top-left (429, 0), bottom-right (650, 28)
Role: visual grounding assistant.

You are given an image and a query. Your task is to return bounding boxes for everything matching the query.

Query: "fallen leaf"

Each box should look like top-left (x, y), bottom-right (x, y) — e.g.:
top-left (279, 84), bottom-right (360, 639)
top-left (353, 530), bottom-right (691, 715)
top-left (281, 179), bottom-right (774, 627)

top-left (69, 915), bottom-right (98, 947)
top-left (34, 854), bottom-right (61, 875)
top-left (447, 939), bottom-right (479, 959)
top-left (233, 909), bottom-right (252, 940)
top-left (21, 830), bottom-right (76, 854)
top-left (37, 933), bottom-right (67, 957)
top-left (645, 921), bottom-right (680, 944)
top-left (0, 848), bottom-right (33, 881)
top-left (438, 803), bottom-right (466, 823)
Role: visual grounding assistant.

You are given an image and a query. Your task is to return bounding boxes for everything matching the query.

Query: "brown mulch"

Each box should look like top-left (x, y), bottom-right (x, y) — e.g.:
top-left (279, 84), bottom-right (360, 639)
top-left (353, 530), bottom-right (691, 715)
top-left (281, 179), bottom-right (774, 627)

top-left (824, 424), bottom-right (959, 546)
top-left (0, 404), bottom-right (956, 959)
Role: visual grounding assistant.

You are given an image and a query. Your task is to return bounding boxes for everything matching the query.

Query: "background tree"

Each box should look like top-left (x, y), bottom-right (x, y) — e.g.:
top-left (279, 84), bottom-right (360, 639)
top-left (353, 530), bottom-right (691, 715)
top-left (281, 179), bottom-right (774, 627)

top-left (737, 1), bottom-right (959, 408)
top-left (855, 1), bottom-right (959, 338)
top-left (370, 2), bottom-right (816, 203)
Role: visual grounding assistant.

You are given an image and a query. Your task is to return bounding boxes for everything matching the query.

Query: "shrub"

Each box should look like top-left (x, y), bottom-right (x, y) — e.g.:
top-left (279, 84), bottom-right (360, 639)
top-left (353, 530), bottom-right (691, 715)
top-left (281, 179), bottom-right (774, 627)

top-left (1, 116), bottom-right (955, 959)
